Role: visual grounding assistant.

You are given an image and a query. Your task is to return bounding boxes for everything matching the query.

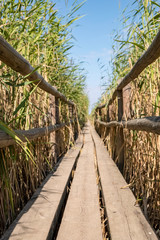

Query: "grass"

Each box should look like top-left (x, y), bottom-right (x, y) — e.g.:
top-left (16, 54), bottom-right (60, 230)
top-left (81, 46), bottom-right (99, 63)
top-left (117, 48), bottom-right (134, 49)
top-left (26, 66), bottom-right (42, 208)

top-left (0, 0), bottom-right (88, 236)
top-left (95, 0), bottom-right (160, 236)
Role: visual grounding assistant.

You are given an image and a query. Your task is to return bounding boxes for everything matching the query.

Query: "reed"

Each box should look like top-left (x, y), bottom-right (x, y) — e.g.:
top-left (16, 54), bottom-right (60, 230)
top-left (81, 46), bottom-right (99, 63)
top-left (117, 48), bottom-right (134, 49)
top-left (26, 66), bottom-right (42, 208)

top-left (0, 0), bottom-right (88, 236)
top-left (95, 0), bottom-right (160, 236)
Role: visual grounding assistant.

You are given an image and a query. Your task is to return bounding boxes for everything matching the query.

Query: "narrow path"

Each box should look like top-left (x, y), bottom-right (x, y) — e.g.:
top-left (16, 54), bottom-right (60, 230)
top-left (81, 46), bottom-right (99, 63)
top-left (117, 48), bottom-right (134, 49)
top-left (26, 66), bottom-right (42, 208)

top-left (57, 123), bottom-right (103, 240)
top-left (1, 122), bottom-right (158, 240)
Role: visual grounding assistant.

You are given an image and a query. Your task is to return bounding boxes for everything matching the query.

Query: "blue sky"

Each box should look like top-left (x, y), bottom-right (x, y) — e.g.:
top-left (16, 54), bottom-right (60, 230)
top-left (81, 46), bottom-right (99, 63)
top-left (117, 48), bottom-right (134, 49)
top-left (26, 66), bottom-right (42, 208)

top-left (56, 0), bottom-right (130, 112)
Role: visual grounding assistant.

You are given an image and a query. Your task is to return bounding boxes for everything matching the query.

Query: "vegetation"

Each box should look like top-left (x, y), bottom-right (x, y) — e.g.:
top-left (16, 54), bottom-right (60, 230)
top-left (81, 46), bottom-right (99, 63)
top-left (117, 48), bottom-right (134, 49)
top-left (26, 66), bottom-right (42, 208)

top-left (95, 0), bottom-right (160, 236)
top-left (0, 0), bottom-right (88, 236)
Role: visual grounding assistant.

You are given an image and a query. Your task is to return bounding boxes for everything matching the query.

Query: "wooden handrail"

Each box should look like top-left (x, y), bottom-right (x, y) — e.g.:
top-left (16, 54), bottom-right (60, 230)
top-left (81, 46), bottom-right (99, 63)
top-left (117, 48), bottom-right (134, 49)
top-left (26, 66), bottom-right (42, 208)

top-left (96, 116), bottom-right (160, 135)
top-left (0, 123), bottom-right (69, 148)
top-left (0, 35), bottom-right (74, 106)
top-left (96, 29), bottom-right (160, 110)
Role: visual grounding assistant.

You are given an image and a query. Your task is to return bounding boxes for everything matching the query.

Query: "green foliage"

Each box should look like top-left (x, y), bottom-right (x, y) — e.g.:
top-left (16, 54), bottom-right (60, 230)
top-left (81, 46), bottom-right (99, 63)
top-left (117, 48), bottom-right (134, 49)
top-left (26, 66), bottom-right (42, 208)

top-left (95, 1), bottom-right (160, 234)
top-left (111, 0), bottom-right (160, 84)
top-left (96, 0), bottom-right (160, 110)
top-left (0, 0), bottom-right (88, 236)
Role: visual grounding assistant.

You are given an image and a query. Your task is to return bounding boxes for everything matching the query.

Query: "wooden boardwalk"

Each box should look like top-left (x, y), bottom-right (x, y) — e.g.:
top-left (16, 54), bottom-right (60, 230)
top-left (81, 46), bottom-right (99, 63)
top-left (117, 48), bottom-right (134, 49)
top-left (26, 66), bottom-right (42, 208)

top-left (1, 123), bottom-right (158, 240)
top-left (57, 125), bottom-right (102, 240)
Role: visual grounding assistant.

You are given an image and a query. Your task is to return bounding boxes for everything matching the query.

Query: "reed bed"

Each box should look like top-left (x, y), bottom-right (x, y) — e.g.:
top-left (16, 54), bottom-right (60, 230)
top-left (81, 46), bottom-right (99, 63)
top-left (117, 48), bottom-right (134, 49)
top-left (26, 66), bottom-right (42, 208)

top-left (0, 0), bottom-right (88, 236)
top-left (95, 66), bottom-right (160, 237)
top-left (94, 0), bottom-right (160, 236)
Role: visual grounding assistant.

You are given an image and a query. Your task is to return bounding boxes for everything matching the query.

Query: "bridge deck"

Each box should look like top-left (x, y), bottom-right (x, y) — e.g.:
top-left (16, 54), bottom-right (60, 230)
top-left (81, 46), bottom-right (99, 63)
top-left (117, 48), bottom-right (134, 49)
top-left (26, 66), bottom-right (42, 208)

top-left (57, 125), bottom-right (102, 240)
top-left (1, 123), bottom-right (158, 240)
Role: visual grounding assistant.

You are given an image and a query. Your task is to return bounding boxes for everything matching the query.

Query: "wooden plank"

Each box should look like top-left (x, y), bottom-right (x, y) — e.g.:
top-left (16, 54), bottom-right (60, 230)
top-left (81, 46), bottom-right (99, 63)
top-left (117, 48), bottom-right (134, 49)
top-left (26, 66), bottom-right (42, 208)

top-left (57, 124), bottom-right (102, 240)
top-left (0, 35), bottom-right (74, 106)
top-left (0, 123), bottom-right (66, 148)
top-left (1, 136), bottom-right (83, 240)
top-left (96, 116), bottom-right (160, 135)
top-left (90, 124), bottom-right (158, 240)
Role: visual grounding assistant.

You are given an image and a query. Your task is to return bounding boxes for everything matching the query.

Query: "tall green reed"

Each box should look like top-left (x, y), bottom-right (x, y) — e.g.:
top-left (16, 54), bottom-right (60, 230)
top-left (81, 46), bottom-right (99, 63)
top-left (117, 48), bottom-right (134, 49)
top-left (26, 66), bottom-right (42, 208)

top-left (0, 0), bottom-right (88, 236)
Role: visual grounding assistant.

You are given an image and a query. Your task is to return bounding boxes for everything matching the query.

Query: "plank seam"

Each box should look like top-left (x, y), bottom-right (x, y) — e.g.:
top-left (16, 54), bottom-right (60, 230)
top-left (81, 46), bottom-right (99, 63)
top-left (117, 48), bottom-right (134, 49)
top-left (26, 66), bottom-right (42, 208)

top-left (51, 133), bottom-right (85, 240)
top-left (90, 128), bottom-right (111, 240)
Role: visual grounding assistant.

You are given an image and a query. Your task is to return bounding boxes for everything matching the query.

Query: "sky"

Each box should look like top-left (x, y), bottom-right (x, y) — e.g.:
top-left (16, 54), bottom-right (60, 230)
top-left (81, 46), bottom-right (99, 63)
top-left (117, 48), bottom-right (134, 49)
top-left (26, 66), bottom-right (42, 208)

top-left (56, 0), bottom-right (130, 113)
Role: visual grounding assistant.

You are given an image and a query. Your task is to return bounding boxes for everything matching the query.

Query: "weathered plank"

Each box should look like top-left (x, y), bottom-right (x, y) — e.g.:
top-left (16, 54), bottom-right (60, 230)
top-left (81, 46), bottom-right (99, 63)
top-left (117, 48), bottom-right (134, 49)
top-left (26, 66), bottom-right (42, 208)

top-left (0, 35), bottom-right (74, 106)
top-left (96, 116), bottom-right (160, 135)
top-left (0, 123), bottom-right (67, 148)
top-left (57, 124), bottom-right (102, 240)
top-left (90, 124), bottom-right (158, 240)
top-left (0, 136), bottom-right (83, 240)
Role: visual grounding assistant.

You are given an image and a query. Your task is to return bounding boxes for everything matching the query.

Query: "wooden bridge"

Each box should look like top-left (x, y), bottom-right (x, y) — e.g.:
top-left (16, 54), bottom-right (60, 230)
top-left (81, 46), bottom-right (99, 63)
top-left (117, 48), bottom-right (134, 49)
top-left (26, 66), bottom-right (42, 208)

top-left (0, 31), bottom-right (160, 240)
top-left (1, 122), bottom-right (158, 240)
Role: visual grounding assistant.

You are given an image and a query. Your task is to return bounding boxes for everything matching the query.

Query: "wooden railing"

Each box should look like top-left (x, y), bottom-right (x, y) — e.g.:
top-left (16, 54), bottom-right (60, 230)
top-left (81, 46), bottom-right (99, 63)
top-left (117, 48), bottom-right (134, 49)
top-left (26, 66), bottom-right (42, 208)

top-left (0, 35), bottom-right (79, 149)
top-left (94, 30), bottom-right (160, 235)
top-left (0, 35), bottom-right (81, 237)
top-left (94, 29), bottom-right (160, 172)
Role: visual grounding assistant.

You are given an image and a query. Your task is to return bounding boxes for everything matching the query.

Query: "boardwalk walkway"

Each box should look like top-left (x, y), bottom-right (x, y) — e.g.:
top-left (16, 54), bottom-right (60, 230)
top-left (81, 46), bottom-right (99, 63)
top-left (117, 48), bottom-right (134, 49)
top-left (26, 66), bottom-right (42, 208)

top-left (1, 122), bottom-right (158, 240)
top-left (57, 124), bottom-right (102, 240)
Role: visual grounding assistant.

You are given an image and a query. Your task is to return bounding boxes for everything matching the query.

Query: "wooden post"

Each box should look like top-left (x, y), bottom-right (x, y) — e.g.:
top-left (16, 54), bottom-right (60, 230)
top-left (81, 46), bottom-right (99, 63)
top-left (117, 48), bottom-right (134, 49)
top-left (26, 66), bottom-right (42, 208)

top-left (55, 97), bottom-right (60, 124)
top-left (123, 84), bottom-right (131, 120)
top-left (55, 97), bottom-right (60, 160)
top-left (118, 90), bottom-right (123, 121)
top-left (99, 108), bottom-right (102, 120)
top-left (70, 105), bottom-right (74, 141)
top-left (72, 105), bottom-right (79, 140)
top-left (117, 90), bottom-right (124, 173)
top-left (98, 109), bottom-right (102, 136)
top-left (49, 95), bottom-right (56, 164)
top-left (106, 106), bottom-right (110, 136)
top-left (107, 106), bottom-right (110, 122)
top-left (68, 104), bottom-right (74, 144)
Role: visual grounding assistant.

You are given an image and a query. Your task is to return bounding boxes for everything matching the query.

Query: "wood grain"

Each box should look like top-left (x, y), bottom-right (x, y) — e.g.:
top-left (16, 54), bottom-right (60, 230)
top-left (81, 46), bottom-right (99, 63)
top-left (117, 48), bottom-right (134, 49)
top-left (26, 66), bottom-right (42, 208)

top-left (0, 123), bottom-right (66, 148)
top-left (96, 116), bottom-right (160, 135)
top-left (0, 136), bottom-right (83, 240)
top-left (90, 124), bottom-right (158, 240)
top-left (57, 124), bottom-right (102, 240)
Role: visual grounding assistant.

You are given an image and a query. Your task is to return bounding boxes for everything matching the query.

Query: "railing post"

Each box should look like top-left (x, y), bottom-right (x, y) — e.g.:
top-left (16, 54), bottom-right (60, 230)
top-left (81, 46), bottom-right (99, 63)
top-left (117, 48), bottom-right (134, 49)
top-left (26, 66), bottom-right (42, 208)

top-left (71, 105), bottom-right (74, 141)
top-left (68, 104), bottom-right (74, 144)
top-left (55, 97), bottom-right (60, 160)
top-left (72, 105), bottom-right (79, 140)
top-left (123, 84), bottom-right (131, 120)
top-left (55, 98), bottom-right (60, 124)
top-left (117, 90), bottom-right (124, 173)
top-left (49, 95), bottom-right (56, 164)
top-left (99, 108), bottom-right (102, 120)
top-left (107, 106), bottom-right (110, 122)
top-left (106, 105), bottom-right (110, 136)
